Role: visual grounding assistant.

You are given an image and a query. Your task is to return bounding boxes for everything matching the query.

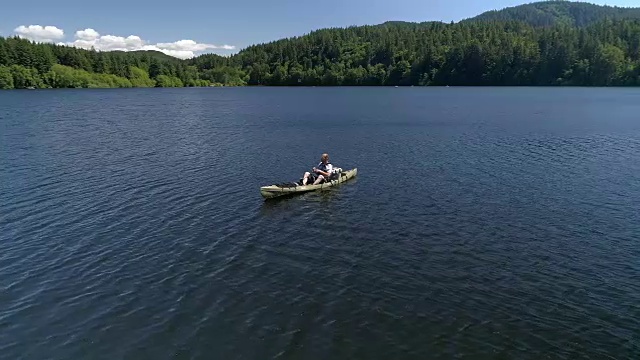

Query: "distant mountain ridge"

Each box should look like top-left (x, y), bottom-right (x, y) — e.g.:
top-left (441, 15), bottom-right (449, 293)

top-left (111, 50), bottom-right (182, 62)
top-left (464, 0), bottom-right (640, 27)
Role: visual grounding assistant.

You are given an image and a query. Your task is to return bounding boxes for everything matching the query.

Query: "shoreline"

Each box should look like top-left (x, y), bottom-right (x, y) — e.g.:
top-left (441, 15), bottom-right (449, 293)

top-left (2, 84), bottom-right (638, 90)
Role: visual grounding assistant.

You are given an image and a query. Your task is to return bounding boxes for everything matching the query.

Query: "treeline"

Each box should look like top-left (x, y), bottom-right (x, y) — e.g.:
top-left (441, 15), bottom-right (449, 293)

top-left (2, 16), bottom-right (640, 88)
top-left (229, 18), bottom-right (640, 86)
top-left (0, 37), bottom-right (245, 89)
top-left (466, 1), bottom-right (640, 28)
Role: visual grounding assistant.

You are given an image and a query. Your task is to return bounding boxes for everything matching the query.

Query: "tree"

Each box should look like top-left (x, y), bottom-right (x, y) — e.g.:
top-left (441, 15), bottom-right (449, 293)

top-left (0, 40), bottom-right (9, 66)
top-left (155, 75), bottom-right (183, 87)
top-left (10, 65), bottom-right (42, 88)
top-left (148, 58), bottom-right (164, 79)
top-left (591, 44), bottom-right (626, 85)
top-left (0, 65), bottom-right (14, 89)
top-left (128, 66), bottom-right (156, 87)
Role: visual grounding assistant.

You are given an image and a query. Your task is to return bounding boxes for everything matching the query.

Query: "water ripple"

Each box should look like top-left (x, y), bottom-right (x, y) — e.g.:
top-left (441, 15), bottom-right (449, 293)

top-left (1, 88), bottom-right (640, 360)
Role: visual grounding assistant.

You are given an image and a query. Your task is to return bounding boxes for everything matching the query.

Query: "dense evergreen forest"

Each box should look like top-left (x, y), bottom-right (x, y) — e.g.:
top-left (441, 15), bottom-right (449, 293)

top-left (465, 0), bottom-right (640, 27)
top-left (1, 1), bottom-right (640, 89)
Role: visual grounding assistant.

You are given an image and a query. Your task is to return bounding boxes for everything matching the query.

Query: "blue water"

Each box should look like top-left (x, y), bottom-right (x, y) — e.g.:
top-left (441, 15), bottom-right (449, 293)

top-left (1, 87), bottom-right (639, 359)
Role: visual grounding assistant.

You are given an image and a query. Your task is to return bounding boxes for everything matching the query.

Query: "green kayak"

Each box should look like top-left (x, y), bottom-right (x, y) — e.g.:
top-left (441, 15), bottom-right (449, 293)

top-left (260, 168), bottom-right (358, 199)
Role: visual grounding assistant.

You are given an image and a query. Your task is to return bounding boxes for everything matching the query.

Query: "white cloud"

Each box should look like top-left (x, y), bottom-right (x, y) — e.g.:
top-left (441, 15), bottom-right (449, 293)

top-left (13, 25), bottom-right (235, 59)
top-left (156, 39), bottom-right (235, 52)
top-left (75, 28), bottom-right (99, 41)
top-left (64, 28), bottom-right (235, 59)
top-left (14, 25), bottom-right (64, 42)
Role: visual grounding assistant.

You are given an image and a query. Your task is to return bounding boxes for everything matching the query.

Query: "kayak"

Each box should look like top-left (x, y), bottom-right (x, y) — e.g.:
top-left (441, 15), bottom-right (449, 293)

top-left (260, 168), bottom-right (358, 199)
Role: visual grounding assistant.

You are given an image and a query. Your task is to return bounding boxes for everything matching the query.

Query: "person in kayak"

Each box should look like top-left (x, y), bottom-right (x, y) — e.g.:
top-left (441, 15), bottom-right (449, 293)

top-left (301, 153), bottom-right (336, 185)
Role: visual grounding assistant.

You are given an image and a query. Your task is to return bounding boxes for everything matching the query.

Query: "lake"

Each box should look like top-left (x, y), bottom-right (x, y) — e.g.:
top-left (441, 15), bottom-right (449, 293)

top-left (1, 87), bottom-right (639, 359)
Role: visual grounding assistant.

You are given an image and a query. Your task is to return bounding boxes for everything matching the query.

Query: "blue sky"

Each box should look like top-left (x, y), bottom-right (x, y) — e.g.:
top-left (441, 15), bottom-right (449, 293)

top-left (1, 0), bottom-right (638, 58)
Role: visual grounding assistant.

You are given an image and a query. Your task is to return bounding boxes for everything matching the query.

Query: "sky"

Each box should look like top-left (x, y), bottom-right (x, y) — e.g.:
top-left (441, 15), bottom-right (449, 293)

top-left (1, 0), bottom-right (638, 59)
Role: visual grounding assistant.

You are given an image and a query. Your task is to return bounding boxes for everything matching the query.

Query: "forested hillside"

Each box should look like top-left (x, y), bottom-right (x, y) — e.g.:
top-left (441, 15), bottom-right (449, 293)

top-left (466, 0), bottom-right (640, 27)
top-left (0, 37), bottom-right (241, 89)
top-left (1, 1), bottom-right (640, 89)
top-left (228, 19), bottom-right (640, 86)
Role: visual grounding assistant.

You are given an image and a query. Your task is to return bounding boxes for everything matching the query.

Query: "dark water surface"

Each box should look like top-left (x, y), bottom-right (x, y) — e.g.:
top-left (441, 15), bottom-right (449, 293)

top-left (1, 87), bottom-right (639, 359)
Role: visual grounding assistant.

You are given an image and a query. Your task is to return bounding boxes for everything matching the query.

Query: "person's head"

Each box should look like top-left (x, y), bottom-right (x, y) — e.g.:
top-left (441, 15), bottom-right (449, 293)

top-left (321, 153), bottom-right (329, 164)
